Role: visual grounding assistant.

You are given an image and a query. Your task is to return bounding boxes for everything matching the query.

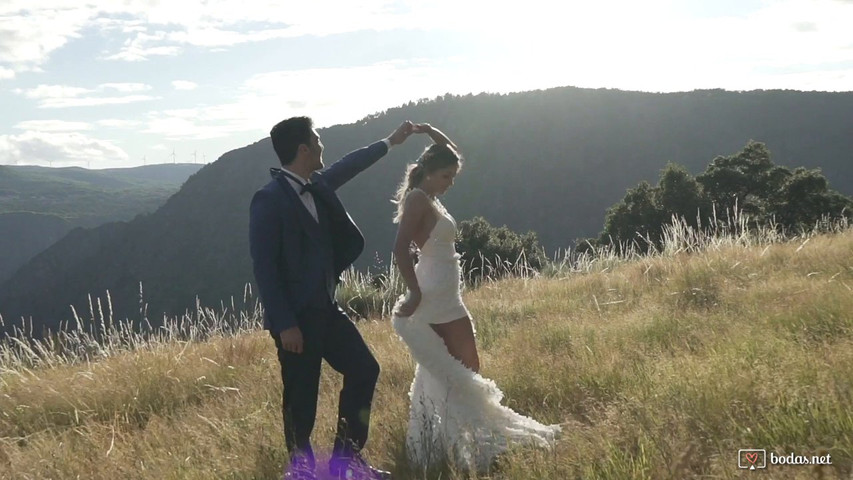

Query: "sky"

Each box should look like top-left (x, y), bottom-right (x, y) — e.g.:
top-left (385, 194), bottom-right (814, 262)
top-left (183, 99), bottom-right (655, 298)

top-left (1, 0), bottom-right (852, 169)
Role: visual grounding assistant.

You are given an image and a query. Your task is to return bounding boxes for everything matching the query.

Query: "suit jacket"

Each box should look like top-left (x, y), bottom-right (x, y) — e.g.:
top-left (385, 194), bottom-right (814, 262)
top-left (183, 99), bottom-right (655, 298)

top-left (249, 141), bottom-right (389, 334)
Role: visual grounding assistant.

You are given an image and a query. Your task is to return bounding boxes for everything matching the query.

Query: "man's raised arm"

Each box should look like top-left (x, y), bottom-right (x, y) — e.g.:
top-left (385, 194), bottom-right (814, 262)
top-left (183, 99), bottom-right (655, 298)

top-left (322, 121), bottom-right (414, 191)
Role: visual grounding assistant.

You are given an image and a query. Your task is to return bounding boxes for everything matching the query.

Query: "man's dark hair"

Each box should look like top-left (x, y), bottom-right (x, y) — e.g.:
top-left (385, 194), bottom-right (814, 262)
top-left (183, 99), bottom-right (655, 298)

top-left (270, 116), bottom-right (314, 166)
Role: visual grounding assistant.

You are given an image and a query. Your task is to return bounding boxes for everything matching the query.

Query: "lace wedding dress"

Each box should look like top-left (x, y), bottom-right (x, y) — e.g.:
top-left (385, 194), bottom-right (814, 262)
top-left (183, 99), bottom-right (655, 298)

top-left (392, 193), bottom-right (561, 472)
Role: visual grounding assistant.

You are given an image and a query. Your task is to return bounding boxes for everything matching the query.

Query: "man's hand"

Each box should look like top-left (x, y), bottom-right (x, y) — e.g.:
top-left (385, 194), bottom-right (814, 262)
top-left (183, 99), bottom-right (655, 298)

top-left (388, 121), bottom-right (414, 146)
top-left (279, 326), bottom-right (304, 354)
top-left (395, 289), bottom-right (422, 317)
top-left (412, 123), bottom-right (432, 134)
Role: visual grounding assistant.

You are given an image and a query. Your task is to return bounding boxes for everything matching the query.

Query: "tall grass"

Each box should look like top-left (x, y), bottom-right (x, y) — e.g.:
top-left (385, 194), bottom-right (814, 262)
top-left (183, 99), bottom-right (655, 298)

top-left (1, 213), bottom-right (851, 479)
top-left (0, 283), bottom-right (263, 371)
top-left (546, 208), bottom-right (850, 278)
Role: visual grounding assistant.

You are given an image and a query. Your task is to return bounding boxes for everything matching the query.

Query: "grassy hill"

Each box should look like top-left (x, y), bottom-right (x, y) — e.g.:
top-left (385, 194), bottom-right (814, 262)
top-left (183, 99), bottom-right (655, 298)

top-left (1, 224), bottom-right (851, 479)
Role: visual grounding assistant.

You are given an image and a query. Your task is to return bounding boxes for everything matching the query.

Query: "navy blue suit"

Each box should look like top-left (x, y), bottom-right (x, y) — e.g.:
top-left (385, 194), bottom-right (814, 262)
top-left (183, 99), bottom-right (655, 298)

top-left (249, 140), bottom-right (389, 466)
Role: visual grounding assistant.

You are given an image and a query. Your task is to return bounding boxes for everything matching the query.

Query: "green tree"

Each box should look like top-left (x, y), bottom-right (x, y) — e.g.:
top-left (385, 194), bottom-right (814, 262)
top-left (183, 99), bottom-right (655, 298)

top-left (599, 181), bottom-right (663, 251)
top-left (695, 141), bottom-right (788, 220)
top-left (594, 141), bottom-right (852, 253)
top-left (656, 163), bottom-right (707, 228)
top-left (456, 216), bottom-right (546, 281)
top-left (770, 167), bottom-right (853, 228)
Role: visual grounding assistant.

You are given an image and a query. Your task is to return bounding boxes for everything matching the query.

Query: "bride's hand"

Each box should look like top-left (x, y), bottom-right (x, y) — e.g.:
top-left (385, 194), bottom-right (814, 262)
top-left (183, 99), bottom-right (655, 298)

top-left (395, 290), bottom-right (422, 317)
top-left (412, 123), bottom-right (432, 134)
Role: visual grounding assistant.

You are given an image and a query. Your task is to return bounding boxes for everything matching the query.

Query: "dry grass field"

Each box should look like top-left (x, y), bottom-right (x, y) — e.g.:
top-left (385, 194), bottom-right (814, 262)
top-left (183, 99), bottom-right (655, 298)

top-left (2, 225), bottom-right (851, 479)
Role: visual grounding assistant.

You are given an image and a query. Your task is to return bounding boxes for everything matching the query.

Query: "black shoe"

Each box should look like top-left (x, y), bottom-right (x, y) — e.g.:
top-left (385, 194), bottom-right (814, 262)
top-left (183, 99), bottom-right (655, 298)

top-left (328, 454), bottom-right (391, 480)
top-left (283, 456), bottom-right (318, 480)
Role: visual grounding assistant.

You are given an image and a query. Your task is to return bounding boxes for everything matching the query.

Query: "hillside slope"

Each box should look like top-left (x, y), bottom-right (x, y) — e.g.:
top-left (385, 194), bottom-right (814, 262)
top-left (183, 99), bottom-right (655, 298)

top-left (1, 229), bottom-right (850, 479)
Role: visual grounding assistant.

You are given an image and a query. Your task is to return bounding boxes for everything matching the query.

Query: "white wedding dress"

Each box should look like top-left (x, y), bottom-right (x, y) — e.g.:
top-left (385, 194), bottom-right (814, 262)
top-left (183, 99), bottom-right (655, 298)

top-left (392, 193), bottom-right (561, 472)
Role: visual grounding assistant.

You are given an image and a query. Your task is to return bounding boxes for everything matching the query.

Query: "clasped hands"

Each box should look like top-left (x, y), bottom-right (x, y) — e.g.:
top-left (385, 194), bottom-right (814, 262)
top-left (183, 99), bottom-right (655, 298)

top-left (388, 121), bottom-right (434, 146)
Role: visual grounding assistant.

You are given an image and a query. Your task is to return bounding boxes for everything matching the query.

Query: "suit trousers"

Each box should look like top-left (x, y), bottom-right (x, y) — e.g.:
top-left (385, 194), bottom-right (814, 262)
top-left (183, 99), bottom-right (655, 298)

top-left (271, 298), bottom-right (380, 466)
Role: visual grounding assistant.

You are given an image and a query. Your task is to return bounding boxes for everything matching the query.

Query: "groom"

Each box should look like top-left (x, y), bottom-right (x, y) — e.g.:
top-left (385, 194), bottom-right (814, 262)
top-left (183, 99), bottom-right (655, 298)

top-left (250, 116), bottom-right (412, 480)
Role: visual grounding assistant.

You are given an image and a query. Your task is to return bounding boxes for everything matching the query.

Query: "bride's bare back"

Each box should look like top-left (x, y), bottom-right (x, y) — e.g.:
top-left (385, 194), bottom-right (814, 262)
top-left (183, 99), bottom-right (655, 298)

top-left (399, 189), bottom-right (439, 250)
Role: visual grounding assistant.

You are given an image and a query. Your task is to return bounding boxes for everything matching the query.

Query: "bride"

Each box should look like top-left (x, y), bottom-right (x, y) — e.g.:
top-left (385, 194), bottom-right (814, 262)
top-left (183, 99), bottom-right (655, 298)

top-left (390, 124), bottom-right (561, 472)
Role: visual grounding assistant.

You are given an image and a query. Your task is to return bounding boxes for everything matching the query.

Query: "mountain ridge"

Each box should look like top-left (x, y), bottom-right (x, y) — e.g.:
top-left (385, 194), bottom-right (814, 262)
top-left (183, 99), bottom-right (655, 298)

top-left (2, 86), bottom-right (852, 334)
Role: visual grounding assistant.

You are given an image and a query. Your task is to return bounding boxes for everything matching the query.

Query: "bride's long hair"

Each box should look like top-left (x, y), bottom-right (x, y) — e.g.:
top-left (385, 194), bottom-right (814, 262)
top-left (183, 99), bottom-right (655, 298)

top-left (392, 143), bottom-right (462, 223)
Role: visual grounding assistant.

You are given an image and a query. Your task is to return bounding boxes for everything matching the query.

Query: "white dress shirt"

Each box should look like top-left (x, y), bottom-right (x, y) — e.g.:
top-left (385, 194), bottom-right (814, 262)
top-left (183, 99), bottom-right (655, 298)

top-left (280, 167), bottom-right (318, 222)
top-left (281, 138), bottom-right (392, 223)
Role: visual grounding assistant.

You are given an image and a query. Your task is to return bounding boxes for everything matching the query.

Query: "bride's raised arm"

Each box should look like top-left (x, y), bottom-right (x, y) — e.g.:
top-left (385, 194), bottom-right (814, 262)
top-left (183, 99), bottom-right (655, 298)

top-left (413, 123), bottom-right (458, 151)
top-left (392, 189), bottom-right (431, 316)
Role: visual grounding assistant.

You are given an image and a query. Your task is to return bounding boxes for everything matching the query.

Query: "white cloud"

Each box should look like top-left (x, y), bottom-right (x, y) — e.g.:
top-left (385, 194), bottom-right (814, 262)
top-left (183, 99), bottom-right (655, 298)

top-left (3, 0), bottom-right (852, 83)
top-left (99, 82), bottom-right (152, 93)
top-left (14, 83), bottom-right (157, 108)
top-left (238, 62), bottom-right (448, 128)
top-left (14, 120), bottom-right (92, 132)
top-left (0, 130), bottom-right (129, 167)
top-left (0, 5), bottom-right (91, 68)
top-left (104, 31), bottom-right (183, 62)
top-left (19, 84), bottom-right (92, 100)
top-left (144, 105), bottom-right (259, 140)
top-left (140, 59), bottom-right (486, 141)
top-left (96, 119), bottom-right (142, 128)
top-left (0, 66), bottom-right (14, 80)
top-left (0, 0), bottom-right (437, 65)
top-left (38, 94), bottom-right (158, 108)
top-left (171, 80), bottom-right (198, 91)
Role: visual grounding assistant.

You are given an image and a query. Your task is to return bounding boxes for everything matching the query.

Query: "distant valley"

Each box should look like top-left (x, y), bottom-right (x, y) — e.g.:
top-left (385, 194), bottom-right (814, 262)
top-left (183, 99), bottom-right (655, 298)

top-left (0, 164), bottom-right (202, 283)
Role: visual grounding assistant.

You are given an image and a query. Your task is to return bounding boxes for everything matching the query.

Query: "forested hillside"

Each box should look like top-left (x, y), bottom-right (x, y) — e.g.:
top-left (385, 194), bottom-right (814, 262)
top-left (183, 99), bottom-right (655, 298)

top-left (2, 87), bottom-right (851, 335)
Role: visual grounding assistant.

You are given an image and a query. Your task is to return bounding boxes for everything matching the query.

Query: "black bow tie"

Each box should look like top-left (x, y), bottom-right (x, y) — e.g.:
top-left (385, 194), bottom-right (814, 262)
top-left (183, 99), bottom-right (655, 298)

top-left (275, 168), bottom-right (316, 195)
top-left (300, 182), bottom-right (317, 195)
